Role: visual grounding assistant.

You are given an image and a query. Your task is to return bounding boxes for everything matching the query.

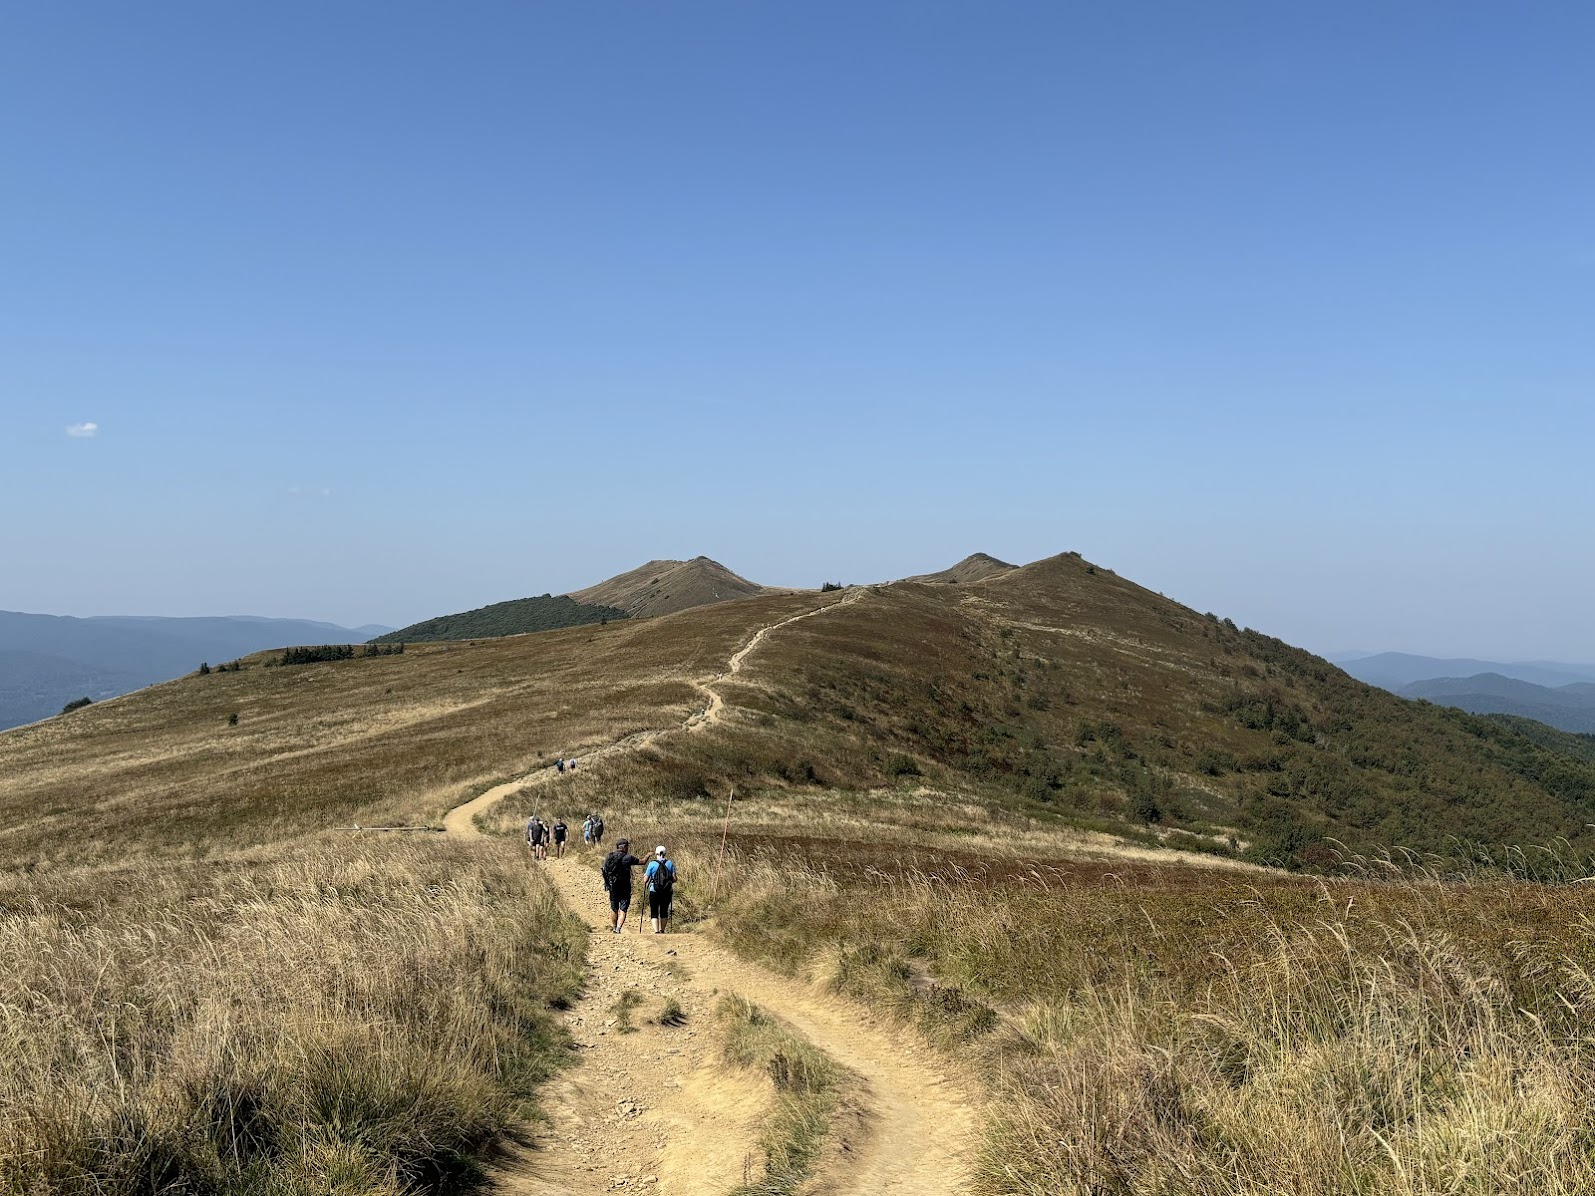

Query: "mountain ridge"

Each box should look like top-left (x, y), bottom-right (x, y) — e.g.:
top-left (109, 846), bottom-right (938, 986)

top-left (9, 548), bottom-right (1592, 872)
top-left (568, 556), bottom-right (781, 619)
top-left (902, 552), bottom-right (1017, 585)
top-left (1403, 672), bottom-right (1595, 734)
top-left (1336, 651), bottom-right (1595, 690)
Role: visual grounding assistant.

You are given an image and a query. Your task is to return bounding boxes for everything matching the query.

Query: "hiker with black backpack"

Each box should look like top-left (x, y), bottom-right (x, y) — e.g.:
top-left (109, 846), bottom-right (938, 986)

top-left (645, 845), bottom-right (677, 934)
top-left (601, 838), bottom-right (643, 934)
top-left (591, 813), bottom-right (605, 846)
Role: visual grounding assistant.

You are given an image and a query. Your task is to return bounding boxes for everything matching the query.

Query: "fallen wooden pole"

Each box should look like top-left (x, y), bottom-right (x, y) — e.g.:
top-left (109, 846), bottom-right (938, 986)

top-left (339, 825), bottom-right (445, 833)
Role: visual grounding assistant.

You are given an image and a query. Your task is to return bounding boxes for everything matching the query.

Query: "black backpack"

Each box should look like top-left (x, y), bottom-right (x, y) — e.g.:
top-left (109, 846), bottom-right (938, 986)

top-left (601, 850), bottom-right (625, 890)
top-left (651, 860), bottom-right (675, 899)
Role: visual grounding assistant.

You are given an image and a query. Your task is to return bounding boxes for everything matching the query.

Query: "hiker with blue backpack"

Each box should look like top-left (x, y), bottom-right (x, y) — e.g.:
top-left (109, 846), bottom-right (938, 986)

top-left (645, 845), bottom-right (677, 934)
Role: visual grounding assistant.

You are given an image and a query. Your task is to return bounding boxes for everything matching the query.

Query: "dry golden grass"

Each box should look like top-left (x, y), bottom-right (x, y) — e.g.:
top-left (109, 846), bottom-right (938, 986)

top-left (705, 843), bottom-right (1595, 1195)
top-left (11, 557), bottom-right (1595, 1192)
top-left (0, 593), bottom-right (825, 870)
top-left (0, 835), bottom-right (582, 1195)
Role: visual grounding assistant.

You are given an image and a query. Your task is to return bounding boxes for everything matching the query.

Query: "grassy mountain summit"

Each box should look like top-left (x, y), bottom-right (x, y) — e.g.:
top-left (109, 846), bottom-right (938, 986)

top-left (371, 594), bottom-right (627, 644)
top-left (902, 551), bottom-right (1017, 584)
top-left (568, 555), bottom-right (779, 618)
top-left (566, 550), bottom-right (1594, 866)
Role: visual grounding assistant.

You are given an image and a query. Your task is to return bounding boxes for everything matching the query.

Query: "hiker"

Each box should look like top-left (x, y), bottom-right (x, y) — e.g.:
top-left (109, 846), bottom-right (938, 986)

top-left (582, 814), bottom-right (594, 846)
top-left (568, 756), bottom-right (578, 771)
top-left (528, 815), bottom-right (548, 860)
top-left (591, 813), bottom-right (605, 846)
top-left (601, 838), bottom-right (644, 933)
top-left (645, 845), bottom-right (677, 935)
top-left (556, 757), bottom-right (565, 774)
top-left (552, 817), bottom-right (568, 858)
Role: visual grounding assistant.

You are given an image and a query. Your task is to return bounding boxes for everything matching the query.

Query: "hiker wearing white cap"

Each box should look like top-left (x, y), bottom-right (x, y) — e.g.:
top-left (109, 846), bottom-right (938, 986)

top-left (644, 845), bottom-right (677, 934)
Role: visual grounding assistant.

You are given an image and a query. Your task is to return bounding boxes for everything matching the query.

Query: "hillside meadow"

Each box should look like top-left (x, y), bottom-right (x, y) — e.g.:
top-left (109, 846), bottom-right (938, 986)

top-left (8, 555), bottom-right (1595, 1191)
top-left (0, 835), bottom-right (584, 1195)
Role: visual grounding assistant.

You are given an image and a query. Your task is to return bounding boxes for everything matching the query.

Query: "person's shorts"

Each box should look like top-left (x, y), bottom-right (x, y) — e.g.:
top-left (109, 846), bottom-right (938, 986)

top-left (553, 833), bottom-right (566, 843)
top-left (609, 891), bottom-right (631, 913)
top-left (648, 892), bottom-right (673, 919)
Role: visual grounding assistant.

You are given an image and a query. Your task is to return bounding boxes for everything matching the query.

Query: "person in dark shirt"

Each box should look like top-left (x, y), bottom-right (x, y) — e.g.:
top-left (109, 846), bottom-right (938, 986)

top-left (551, 818), bottom-right (568, 858)
top-left (600, 838), bottom-right (643, 934)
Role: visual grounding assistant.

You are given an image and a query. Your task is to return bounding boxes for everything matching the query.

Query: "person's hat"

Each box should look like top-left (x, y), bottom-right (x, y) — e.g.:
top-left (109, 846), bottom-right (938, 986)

top-left (617, 838), bottom-right (629, 848)
top-left (655, 845), bottom-right (667, 858)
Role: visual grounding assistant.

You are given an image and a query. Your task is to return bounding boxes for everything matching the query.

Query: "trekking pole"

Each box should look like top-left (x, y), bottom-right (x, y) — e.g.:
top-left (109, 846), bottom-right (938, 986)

top-left (710, 785), bottom-right (734, 905)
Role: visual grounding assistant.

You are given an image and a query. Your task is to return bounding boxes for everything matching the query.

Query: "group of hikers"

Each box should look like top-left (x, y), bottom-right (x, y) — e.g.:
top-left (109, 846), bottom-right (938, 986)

top-left (523, 811), bottom-right (607, 859)
top-left (524, 810), bottom-right (678, 934)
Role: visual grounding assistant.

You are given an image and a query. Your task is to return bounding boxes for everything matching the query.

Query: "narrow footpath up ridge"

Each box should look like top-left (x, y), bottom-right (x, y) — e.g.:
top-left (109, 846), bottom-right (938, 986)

top-left (441, 590), bottom-right (865, 834)
top-left (439, 589), bottom-right (981, 1192)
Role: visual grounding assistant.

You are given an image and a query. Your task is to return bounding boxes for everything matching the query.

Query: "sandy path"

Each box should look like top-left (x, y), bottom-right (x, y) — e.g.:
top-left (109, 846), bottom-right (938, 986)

top-left (442, 588), bottom-right (980, 1192)
top-left (463, 845), bottom-right (979, 1195)
top-left (442, 591), bottom-right (864, 837)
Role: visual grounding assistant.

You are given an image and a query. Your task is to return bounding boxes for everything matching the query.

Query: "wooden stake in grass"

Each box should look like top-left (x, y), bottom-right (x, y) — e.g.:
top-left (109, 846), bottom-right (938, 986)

top-left (710, 785), bottom-right (734, 905)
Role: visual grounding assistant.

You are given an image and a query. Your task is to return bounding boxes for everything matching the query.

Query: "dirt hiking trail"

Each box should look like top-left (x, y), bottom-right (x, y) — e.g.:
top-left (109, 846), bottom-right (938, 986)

top-left (442, 590), bottom-right (863, 836)
top-left (487, 854), bottom-right (979, 1194)
top-left (441, 591), bottom-right (982, 1192)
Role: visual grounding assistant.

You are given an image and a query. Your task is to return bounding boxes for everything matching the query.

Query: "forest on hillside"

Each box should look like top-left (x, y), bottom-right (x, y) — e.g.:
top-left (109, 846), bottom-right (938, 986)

top-left (371, 595), bottom-right (628, 643)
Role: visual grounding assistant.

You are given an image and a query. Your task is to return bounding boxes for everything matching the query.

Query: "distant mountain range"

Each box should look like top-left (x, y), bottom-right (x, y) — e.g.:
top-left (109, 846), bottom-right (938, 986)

top-left (1334, 652), bottom-right (1595, 735)
top-left (0, 612), bottom-right (393, 731)
top-left (1333, 652), bottom-right (1595, 691)
top-left (1399, 674), bottom-right (1595, 735)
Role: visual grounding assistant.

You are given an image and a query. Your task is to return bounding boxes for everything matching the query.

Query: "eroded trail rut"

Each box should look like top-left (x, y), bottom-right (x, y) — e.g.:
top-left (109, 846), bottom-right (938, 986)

top-left (441, 593), bottom-right (981, 1193)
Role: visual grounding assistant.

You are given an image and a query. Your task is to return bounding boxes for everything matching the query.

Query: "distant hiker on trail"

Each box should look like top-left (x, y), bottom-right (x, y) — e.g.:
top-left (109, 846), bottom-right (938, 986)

top-left (601, 839), bottom-right (644, 934)
top-left (527, 815), bottom-right (548, 860)
top-left (591, 813), bottom-right (605, 846)
top-left (552, 817), bottom-right (568, 858)
top-left (556, 757), bottom-right (565, 774)
top-left (568, 756), bottom-right (578, 771)
top-left (582, 815), bottom-right (594, 846)
top-left (645, 845), bottom-right (677, 935)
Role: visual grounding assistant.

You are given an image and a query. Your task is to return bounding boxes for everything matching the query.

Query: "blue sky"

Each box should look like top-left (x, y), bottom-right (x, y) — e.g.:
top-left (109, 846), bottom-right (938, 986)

top-left (3, 3), bottom-right (1591, 658)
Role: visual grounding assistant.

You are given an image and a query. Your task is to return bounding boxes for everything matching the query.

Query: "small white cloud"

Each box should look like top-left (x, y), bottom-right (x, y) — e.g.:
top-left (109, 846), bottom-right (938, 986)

top-left (66, 422), bottom-right (99, 438)
top-left (288, 485), bottom-right (334, 497)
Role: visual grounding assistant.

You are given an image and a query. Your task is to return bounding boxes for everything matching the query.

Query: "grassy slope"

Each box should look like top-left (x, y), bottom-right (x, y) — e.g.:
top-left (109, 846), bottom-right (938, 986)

top-left (0, 836), bottom-right (584, 1195)
top-left (0, 594), bottom-right (825, 870)
top-left (370, 593), bottom-right (629, 644)
top-left (11, 557), bottom-right (1595, 1193)
top-left (570, 556), bottom-right (778, 618)
top-left (706, 843), bottom-right (1595, 1196)
top-left (517, 554), bottom-right (1595, 868)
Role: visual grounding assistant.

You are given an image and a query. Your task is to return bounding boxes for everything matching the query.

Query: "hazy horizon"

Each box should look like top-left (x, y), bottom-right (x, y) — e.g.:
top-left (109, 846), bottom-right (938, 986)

top-left (6, 5), bottom-right (1591, 661)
